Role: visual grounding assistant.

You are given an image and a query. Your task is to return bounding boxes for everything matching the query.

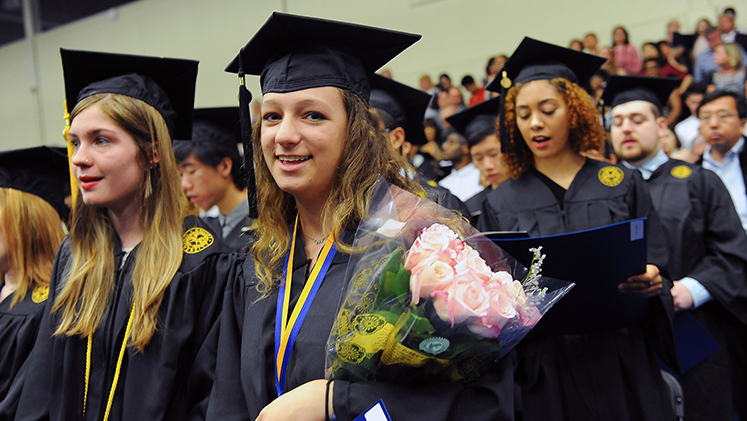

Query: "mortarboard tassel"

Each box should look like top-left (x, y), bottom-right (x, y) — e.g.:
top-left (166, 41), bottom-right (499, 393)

top-left (237, 51), bottom-right (258, 219)
top-left (63, 100), bottom-right (78, 218)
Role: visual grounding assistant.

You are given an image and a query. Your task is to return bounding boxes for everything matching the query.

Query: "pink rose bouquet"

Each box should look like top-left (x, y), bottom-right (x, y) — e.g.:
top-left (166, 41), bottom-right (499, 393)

top-left (326, 179), bottom-right (572, 384)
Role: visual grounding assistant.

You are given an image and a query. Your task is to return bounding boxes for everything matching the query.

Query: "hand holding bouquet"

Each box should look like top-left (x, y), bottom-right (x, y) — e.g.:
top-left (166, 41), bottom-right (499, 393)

top-left (326, 179), bottom-right (572, 384)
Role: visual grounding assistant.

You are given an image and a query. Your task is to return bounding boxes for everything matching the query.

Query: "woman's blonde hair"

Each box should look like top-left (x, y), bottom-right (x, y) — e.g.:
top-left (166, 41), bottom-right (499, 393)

top-left (52, 93), bottom-right (186, 351)
top-left (722, 42), bottom-right (743, 69)
top-left (250, 88), bottom-right (422, 296)
top-left (501, 78), bottom-right (606, 177)
top-left (0, 188), bottom-right (65, 309)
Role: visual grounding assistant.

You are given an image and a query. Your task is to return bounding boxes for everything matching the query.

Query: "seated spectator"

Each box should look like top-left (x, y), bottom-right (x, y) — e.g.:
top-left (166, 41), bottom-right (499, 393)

top-left (569, 39), bottom-right (583, 51)
top-left (437, 73), bottom-right (465, 122)
top-left (600, 46), bottom-right (626, 75)
top-left (415, 118), bottom-right (446, 182)
top-left (708, 42), bottom-right (747, 94)
top-left (461, 75), bottom-right (487, 107)
top-left (666, 19), bottom-right (680, 44)
top-left (658, 41), bottom-right (690, 78)
top-left (692, 18), bottom-right (714, 59)
top-left (583, 32), bottom-right (601, 55)
top-left (483, 55), bottom-right (507, 87)
top-left (694, 27), bottom-right (747, 82)
top-left (612, 25), bottom-right (642, 74)
top-left (675, 82), bottom-right (708, 150)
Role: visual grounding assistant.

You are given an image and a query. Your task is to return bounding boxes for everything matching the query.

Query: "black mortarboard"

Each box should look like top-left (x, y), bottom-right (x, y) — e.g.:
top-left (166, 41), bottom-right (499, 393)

top-left (369, 73), bottom-right (431, 146)
top-left (0, 146), bottom-right (70, 221)
top-left (487, 37), bottom-right (606, 92)
top-left (445, 96), bottom-right (501, 148)
top-left (61, 48), bottom-right (199, 140)
top-left (225, 12), bottom-right (421, 102)
top-left (190, 107), bottom-right (241, 148)
top-left (602, 75), bottom-right (681, 112)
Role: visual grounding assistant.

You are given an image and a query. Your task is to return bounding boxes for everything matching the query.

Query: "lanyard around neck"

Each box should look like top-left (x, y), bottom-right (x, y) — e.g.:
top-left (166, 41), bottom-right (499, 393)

top-left (275, 215), bottom-right (338, 396)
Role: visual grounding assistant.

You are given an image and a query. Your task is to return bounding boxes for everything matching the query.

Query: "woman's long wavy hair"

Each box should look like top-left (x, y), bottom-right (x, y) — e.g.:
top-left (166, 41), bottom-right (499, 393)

top-left (0, 188), bottom-right (65, 309)
top-left (251, 88), bottom-right (422, 297)
top-left (501, 78), bottom-right (606, 178)
top-left (52, 93), bottom-right (186, 351)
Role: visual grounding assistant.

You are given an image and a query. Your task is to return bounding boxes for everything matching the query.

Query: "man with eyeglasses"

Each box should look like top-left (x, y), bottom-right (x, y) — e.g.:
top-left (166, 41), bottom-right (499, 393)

top-left (698, 90), bottom-right (747, 233)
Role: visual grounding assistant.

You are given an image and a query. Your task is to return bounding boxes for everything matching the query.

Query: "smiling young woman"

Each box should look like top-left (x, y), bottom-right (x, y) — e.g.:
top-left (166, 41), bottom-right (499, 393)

top-left (206, 12), bottom-right (515, 421)
top-left (478, 38), bottom-right (679, 421)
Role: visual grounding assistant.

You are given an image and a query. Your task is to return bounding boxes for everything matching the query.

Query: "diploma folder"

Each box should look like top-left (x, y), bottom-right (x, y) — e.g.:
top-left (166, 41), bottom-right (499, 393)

top-left (485, 218), bottom-right (649, 334)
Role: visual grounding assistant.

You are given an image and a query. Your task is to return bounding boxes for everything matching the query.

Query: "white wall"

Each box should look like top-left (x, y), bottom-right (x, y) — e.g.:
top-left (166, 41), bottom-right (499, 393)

top-left (1, 0), bottom-right (744, 149)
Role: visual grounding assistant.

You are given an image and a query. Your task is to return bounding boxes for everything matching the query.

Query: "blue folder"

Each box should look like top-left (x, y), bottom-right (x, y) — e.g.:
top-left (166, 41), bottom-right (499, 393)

top-left (486, 218), bottom-right (650, 334)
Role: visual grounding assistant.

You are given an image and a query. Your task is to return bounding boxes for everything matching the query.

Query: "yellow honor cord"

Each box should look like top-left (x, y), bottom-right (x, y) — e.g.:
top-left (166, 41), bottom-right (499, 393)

top-left (276, 216), bottom-right (336, 383)
top-left (83, 305), bottom-right (136, 421)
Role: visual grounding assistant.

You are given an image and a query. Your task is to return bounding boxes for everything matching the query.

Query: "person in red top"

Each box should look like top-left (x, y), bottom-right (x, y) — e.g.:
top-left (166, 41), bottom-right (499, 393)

top-left (461, 75), bottom-right (487, 107)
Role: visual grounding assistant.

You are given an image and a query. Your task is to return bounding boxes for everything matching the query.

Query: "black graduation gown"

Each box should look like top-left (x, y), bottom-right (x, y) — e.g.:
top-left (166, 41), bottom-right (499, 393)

top-left (205, 215), bottom-right (251, 254)
top-left (12, 216), bottom-right (239, 421)
top-left (206, 228), bottom-right (514, 421)
top-left (478, 159), bottom-right (677, 421)
top-left (647, 158), bottom-right (747, 421)
top-left (0, 286), bottom-right (47, 406)
top-left (420, 179), bottom-right (471, 219)
top-left (465, 186), bottom-right (492, 226)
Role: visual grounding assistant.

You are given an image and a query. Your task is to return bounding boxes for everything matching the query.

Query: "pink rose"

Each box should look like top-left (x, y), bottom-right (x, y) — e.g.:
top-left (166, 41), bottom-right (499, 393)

top-left (467, 319), bottom-right (502, 338)
top-left (409, 253), bottom-right (456, 305)
top-left (404, 224), bottom-right (463, 269)
top-left (485, 289), bottom-right (518, 330)
top-left (486, 272), bottom-right (526, 308)
top-left (432, 277), bottom-right (490, 325)
top-left (453, 246), bottom-right (492, 283)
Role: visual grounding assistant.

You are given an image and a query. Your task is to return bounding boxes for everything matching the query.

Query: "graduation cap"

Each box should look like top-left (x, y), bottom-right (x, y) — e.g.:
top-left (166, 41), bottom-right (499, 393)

top-left (225, 12), bottom-right (421, 102)
top-left (225, 12), bottom-right (420, 219)
top-left (0, 146), bottom-right (70, 221)
top-left (487, 37), bottom-right (605, 152)
top-left (601, 75), bottom-right (681, 112)
top-left (445, 96), bottom-right (501, 148)
top-left (368, 73), bottom-right (431, 146)
top-left (60, 48), bottom-right (199, 140)
top-left (190, 107), bottom-right (242, 149)
top-left (487, 37), bottom-right (606, 92)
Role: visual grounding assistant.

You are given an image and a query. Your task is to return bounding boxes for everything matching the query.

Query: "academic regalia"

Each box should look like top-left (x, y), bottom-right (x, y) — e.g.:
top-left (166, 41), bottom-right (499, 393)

top-left (646, 158), bottom-right (747, 420)
top-left (465, 186), bottom-right (491, 226)
top-left (210, 11), bottom-right (514, 421)
top-left (207, 229), bottom-right (514, 421)
top-left (13, 216), bottom-right (237, 421)
top-left (7, 49), bottom-right (241, 421)
top-left (420, 179), bottom-right (471, 218)
top-left (0, 146), bottom-right (68, 410)
top-left (604, 74), bottom-right (747, 420)
top-left (0, 286), bottom-right (48, 406)
top-left (204, 215), bottom-right (248, 254)
top-left (479, 156), bottom-right (676, 421)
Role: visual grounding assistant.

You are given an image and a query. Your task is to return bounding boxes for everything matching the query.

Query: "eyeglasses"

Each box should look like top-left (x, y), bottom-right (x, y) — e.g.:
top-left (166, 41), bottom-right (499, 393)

top-left (699, 112), bottom-right (737, 123)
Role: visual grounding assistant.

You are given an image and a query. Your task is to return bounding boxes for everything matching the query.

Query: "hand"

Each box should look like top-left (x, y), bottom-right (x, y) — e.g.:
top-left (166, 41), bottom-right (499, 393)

top-left (618, 264), bottom-right (662, 298)
top-left (671, 281), bottom-right (694, 311)
top-left (256, 379), bottom-right (331, 421)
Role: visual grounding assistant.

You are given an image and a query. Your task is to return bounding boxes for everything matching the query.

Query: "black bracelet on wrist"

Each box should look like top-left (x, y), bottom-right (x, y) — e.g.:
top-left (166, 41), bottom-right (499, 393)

top-left (325, 378), bottom-right (334, 421)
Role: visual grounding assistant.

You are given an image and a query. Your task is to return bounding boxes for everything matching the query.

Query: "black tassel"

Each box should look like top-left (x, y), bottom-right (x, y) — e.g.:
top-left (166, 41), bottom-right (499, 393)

top-left (237, 50), bottom-right (258, 219)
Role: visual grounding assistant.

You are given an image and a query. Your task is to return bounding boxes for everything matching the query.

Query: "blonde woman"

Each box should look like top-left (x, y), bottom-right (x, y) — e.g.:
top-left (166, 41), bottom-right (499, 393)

top-left (711, 42), bottom-right (747, 94)
top-left (0, 147), bottom-right (67, 406)
top-left (12, 50), bottom-right (235, 421)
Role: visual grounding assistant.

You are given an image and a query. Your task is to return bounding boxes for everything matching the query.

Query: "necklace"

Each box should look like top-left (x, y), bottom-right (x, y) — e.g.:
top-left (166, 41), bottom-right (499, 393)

top-left (304, 233), bottom-right (328, 245)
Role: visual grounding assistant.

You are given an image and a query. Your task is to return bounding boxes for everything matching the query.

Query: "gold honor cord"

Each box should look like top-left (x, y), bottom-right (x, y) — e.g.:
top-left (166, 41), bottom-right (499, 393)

top-left (83, 305), bottom-right (135, 421)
